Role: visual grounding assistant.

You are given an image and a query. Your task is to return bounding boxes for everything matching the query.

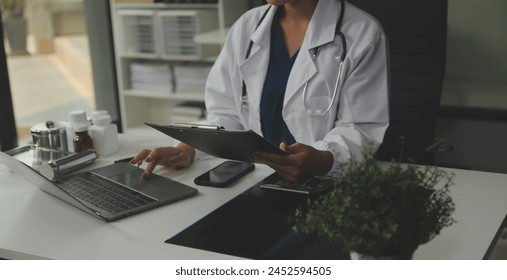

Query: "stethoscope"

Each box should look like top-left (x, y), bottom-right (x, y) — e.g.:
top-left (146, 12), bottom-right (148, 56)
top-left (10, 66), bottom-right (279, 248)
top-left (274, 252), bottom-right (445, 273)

top-left (241, 0), bottom-right (347, 116)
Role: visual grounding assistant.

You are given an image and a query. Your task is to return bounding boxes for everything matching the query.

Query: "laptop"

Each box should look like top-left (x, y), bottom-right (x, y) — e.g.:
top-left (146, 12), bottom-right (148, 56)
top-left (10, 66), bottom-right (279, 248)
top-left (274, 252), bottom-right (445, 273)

top-left (0, 149), bottom-right (197, 222)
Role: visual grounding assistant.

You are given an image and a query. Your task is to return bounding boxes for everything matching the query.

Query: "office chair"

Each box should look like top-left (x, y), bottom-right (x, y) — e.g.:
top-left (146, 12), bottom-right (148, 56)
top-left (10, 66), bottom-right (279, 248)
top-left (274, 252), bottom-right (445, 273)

top-left (348, 0), bottom-right (448, 164)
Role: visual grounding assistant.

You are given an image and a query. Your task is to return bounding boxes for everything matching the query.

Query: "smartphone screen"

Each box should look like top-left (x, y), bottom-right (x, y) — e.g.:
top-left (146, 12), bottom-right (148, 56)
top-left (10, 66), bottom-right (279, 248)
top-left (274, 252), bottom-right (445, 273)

top-left (194, 161), bottom-right (255, 187)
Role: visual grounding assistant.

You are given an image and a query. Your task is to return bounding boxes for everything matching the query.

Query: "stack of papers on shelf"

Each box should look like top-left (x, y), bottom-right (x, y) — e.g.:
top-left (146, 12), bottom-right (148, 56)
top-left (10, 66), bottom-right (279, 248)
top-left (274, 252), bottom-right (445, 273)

top-left (171, 101), bottom-right (207, 124)
top-left (173, 63), bottom-right (212, 93)
top-left (130, 62), bottom-right (174, 93)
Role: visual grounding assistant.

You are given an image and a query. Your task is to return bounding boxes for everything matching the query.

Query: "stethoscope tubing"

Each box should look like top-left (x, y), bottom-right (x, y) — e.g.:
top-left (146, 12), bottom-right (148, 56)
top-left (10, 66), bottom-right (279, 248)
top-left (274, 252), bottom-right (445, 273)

top-left (241, 0), bottom-right (347, 116)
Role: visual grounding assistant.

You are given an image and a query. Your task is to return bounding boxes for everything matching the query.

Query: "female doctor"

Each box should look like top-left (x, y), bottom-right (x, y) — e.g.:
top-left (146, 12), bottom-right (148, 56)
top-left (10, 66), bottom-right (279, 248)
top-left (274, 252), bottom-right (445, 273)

top-left (131, 0), bottom-right (390, 182)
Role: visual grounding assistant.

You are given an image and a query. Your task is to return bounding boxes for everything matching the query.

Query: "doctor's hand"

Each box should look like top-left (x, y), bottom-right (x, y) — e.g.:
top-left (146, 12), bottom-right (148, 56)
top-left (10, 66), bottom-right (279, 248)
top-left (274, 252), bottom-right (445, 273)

top-left (130, 143), bottom-right (196, 179)
top-left (255, 142), bottom-right (333, 182)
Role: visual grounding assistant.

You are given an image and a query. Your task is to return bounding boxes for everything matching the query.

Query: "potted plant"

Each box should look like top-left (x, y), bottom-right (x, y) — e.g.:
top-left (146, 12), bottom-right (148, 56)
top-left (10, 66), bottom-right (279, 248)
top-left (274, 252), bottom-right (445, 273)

top-left (1, 0), bottom-right (28, 55)
top-left (294, 146), bottom-right (456, 259)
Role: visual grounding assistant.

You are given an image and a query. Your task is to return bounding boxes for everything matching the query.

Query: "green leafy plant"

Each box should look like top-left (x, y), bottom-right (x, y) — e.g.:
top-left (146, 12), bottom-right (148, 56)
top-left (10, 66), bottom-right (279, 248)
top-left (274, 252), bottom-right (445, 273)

top-left (294, 146), bottom-right (456, 258)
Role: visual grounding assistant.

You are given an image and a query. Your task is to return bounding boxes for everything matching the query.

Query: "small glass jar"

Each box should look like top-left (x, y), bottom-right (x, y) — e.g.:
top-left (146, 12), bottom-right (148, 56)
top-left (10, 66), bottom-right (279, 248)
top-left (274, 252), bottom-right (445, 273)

top-left (73, 123), bottom-right (94, 153)
top-left (66, 110), bottom-right (89, 152)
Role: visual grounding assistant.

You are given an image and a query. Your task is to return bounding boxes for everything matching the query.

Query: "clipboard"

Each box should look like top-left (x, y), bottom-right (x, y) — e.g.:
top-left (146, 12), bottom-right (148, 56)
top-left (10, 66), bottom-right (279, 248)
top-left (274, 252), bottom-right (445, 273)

top-left (145, 123), bottom-right (286, 163)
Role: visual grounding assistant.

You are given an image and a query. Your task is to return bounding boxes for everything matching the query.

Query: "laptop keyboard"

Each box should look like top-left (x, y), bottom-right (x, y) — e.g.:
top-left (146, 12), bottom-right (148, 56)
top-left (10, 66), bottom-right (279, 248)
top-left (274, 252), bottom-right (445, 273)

top-left (260, 175), bottom-right (338, 195)
top-left (59, 173), bottom-right (156, 214)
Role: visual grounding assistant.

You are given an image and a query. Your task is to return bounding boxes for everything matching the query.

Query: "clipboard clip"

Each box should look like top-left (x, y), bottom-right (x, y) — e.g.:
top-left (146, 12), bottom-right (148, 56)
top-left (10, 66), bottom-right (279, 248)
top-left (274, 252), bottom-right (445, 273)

top-left (174, 122), bottom-right (225, 131)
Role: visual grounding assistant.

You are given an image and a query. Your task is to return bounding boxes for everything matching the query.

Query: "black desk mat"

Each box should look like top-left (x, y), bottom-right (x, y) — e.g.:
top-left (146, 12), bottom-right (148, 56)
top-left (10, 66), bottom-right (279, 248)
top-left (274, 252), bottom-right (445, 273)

top-left (166, 185), bottom-right (348, 259)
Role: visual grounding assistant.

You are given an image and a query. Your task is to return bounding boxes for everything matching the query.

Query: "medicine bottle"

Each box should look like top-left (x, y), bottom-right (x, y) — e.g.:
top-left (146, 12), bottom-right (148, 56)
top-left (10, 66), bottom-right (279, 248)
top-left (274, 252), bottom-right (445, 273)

top-left (66, 110), bottom-right (89, 152)
top-left (73, 123), bottom-right (94, 153)
top-left (88, 114), bottom-right (119, 156)
top-left (91, 110), bottom-right (108, 122)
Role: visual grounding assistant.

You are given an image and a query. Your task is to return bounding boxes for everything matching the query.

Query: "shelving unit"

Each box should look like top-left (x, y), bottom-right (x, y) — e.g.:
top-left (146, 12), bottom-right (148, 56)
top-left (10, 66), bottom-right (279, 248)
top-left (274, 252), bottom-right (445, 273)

top-left (110, 0), bottom-right (250, 130)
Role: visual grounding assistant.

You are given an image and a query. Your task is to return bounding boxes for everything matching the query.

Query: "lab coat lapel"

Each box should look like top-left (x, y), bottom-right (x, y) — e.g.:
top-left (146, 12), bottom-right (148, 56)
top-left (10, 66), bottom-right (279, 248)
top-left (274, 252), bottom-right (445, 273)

top-left (283, 48), bottom-right (317, 108)
top-left (239, 6), bottom-right (277, 130)
top-left (283, 0), bottom-right (341, 108)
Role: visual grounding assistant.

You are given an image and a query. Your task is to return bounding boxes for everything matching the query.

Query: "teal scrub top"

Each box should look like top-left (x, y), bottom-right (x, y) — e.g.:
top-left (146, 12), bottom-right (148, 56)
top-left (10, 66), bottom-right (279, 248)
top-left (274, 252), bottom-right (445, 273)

top-left (260, 10), bottom-right (298, 146)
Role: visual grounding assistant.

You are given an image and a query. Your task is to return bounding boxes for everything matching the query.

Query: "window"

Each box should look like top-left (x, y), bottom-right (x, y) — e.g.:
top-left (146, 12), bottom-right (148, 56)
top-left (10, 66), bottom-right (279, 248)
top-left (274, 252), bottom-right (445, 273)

top-left (441, 0), bottom-right (507, 111)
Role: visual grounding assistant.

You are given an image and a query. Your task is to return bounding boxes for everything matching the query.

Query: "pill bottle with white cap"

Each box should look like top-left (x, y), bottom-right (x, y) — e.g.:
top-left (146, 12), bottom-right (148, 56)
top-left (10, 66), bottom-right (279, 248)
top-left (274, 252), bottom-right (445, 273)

top-left (88, 114), bottom-right (119, 156)
top-left (65, 110), bottom-right (89, 152)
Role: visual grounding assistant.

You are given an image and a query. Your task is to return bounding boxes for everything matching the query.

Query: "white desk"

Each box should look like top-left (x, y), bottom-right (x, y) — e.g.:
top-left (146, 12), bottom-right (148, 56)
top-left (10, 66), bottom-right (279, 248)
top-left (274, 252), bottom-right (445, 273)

top-left (1, 132), bottom-right (507, 260)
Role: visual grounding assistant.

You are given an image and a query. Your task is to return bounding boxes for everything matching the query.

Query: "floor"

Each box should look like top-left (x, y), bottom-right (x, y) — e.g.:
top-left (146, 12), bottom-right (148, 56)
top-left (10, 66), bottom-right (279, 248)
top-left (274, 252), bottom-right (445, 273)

top-left (5, 36), bottom-right (507, 260)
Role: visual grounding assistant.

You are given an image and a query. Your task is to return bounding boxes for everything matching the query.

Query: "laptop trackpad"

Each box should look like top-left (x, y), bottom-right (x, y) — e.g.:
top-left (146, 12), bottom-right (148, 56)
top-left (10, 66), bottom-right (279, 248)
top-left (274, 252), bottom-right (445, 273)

top-left (91, 162), bottom-right (139, 177)
top-left (91, 163), bottom-right (149, 190)
top-left (108, 170), bottom-right (144, 189)
top-left (91, 162), bottom-right (196, 199)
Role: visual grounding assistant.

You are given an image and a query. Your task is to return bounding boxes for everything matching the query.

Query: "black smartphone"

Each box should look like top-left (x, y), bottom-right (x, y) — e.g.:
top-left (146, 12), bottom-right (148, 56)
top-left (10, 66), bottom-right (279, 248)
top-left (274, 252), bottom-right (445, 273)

top-left (194, 161), bottom-right (255, 188)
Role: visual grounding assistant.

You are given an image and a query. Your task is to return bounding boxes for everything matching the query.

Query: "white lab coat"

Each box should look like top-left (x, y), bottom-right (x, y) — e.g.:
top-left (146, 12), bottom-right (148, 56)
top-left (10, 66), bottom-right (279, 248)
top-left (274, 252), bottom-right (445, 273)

top-left (203, 0), bottom-right (390, 176)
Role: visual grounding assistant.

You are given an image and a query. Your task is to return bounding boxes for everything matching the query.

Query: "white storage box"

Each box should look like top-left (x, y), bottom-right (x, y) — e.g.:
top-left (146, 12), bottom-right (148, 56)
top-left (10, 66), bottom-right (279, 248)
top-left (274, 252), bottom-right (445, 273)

top-left (118, 9), bottom-right (159, 58)
top-left (157, 10), bottom-right (220, 59)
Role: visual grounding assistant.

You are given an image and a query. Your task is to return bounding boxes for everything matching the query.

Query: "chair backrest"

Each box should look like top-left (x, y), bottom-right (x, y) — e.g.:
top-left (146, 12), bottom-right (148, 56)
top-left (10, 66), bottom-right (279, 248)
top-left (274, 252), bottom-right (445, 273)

top-left (348, 0), bottom-right (448, 164)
